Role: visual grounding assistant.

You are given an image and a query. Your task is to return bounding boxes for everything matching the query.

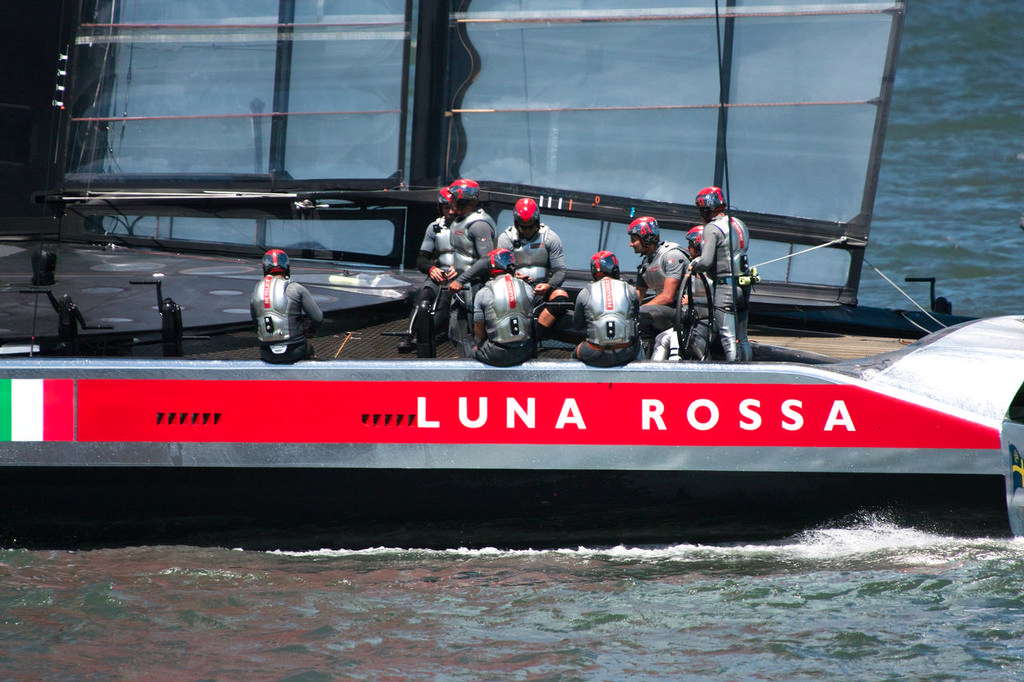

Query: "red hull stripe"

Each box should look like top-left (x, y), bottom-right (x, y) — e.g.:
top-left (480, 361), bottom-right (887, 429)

top-left (75, 379), bottom-right (999, 449)
top-left (44, 379), bottom-right (75, 441)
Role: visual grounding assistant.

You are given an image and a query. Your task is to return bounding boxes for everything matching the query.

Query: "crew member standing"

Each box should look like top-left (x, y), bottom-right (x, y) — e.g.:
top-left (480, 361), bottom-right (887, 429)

top-left (572, 251), bottom-right (641, 367)
top-left (628, 216), bottom-right (689, 357)
top-left (251, 249), bottom-right (323, 364)
top-left (473, 248), bottom-right (535, 367)
top-left (686, 186), bottom-right (752, 362)
top-left (497, 198), bottom-right (570, 339)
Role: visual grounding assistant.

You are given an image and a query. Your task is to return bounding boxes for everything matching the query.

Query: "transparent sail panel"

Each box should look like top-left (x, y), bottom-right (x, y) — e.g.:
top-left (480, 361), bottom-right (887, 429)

top-left (456, 16), bottom-right (719, 202)
top-left (726, 105), bottom-right (880, 220)
top-left (67, 0), bottom-right (408, 181)
top-left (91, 214), bottom-right (399, 257)
top-left (752, 241), bottom-right (850, 287)
top-left (453, 1), bottom-right (899, 223)
top-left (726, 12), bottom-right (893, 220)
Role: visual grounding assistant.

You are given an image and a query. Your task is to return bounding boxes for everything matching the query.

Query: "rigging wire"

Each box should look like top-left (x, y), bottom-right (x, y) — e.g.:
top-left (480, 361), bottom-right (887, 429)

top-left (864, 258), bottom-right (946, 331)
top-left (713, 0), bottom-right (743, 353)
top-left (752, 236), bottom-right (848, 268)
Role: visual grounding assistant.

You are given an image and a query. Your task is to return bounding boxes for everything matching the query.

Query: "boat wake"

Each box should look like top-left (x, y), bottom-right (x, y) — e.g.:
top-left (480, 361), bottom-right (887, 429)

top-left (271, 513), bottom-right (1024, 576)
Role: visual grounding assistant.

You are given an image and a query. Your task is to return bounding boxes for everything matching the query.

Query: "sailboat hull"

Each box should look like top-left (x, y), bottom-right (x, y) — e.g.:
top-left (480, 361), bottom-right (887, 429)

top-left (2, 315), bottom-right (1022, 549)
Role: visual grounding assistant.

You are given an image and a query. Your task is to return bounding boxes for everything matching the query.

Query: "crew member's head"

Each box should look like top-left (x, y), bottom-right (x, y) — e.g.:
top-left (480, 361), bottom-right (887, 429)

top-left (685, 225), bottom-right (704, 258)
top-left (437, 186), bottom-right (455, 225)
top-left (590, 250), bottom-right (620, 280)
top-left (695, 186), bottom-right (726, 223)
top-left (262, 249), bottom-right (290, 277)
top-left (488, 248), bottom-right (515, 277)
top-left (448, 178), bottom-right (480, 217)
top-left (513, 197), bottom-right (541, 240)
top-left (627, 216), bottom-right (660, 255)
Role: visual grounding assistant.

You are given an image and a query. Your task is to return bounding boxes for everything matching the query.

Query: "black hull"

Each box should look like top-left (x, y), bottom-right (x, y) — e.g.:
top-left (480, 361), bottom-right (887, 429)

top-left (0, 467), bottom-right (1008, 551)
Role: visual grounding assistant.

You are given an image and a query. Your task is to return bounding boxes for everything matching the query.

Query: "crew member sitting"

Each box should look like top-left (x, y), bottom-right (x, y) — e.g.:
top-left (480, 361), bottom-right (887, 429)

top-left (652, 225), bottom-right (714, 361)
top-left (572, 251), bottom-right (642, 367)
top-left (445, 178), bottom-right (497, 356)
top-left (628, 216), bottom-right (689, 357)
top-left (250, 249), bottom-right (323, 364)
top-left (397, 186), bottom-right (457, 356)
top-left (472, 248), bottom-right (535, 367)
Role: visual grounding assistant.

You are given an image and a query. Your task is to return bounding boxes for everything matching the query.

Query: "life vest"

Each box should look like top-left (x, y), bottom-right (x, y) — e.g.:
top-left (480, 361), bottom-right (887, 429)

top-left (425, 217), bottom-right (455, 269)
top-left (709, 214), bottom-right (749, 281)
top-left (252, 275), bottom-right (291, 343)
top-left (482, 274), bottom-right (533, 344)
top-left (640, 241), bottom-right (686, 293)
top-left (501, 223), bottom-right (552, 283)
top-left (583, 277), bottom-right (636, 346)
top-left (450, 209), bottom-right (496, 274)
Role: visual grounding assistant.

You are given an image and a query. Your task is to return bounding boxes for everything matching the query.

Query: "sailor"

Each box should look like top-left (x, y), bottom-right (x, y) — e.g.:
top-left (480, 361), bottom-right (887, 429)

top-left (652, 226), bottom-right (714, 361)
top-left (250, 249), bottom-right (323, 364)
top-left (628, 216), bottom-right (689, 357)
top-left (446, 178), bottom-right (497, 291)
top-left (472, 248), bottom-right (535, 367)
top-left (444, 179), bottom-right (497, 356)
top-left (686, 186), bottom-right (752, 362)
top-left (397, 187), bottom-right (457, 355)
top-left (497, 198), bottom-right (570, 339)
top-left (572, 251), bottom-right (642, 368)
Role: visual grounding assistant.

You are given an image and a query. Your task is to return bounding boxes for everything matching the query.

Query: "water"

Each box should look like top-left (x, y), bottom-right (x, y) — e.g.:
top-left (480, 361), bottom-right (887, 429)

top-left (2, 520), bottom-right (1023, 680)
top-left (3, 2), bottom-right (1024, 680)
top-left (862, 1), bottom-right (1024, 319)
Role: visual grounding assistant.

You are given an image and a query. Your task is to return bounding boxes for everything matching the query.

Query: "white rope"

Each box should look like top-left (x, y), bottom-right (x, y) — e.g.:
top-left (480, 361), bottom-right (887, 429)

top-left (752, 236), bottom-right (847, 268)
top-left (864, 259), bottom-right (947, 330)
top-left (750, 236), bottom-right (948, 332)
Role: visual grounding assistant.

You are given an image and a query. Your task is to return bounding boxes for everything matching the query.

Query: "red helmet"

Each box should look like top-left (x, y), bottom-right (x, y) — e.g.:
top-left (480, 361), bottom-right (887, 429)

top-left (448, 178), bottom-right (480, 215)
top-left (686, 225), bottom-right (704, 249)
top-left (627, 216), bottom-right (660, 246)
top-left (590, 250), bottom-right (620, 280)
top-left (262, 249), bottom-right (290, 276)
top-left (695, 186), bottom-right (725, 220)
top-left (488, 248), bottom-right (515, 276)
top-left (437, 186), bottom-right (453, 220)
top-left (513, 197), bottom-right (540, 232)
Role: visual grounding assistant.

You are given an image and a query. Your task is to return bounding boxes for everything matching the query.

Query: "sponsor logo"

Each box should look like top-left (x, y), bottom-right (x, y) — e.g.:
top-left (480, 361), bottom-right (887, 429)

top-left (262, 276), bottom-right (274, 309)
top-left (72, 379), bottom-right (1000, 449)
top-left (503, 275), bottom-right (517, 307)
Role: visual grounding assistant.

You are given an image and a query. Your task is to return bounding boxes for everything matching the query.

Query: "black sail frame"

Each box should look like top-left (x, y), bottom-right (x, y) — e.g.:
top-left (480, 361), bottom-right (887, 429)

top-left (47, 0), bottom-right (906, 306)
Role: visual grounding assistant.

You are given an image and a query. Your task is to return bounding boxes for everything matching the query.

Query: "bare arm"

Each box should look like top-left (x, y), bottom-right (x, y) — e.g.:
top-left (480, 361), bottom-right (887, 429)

top-left (646, 276), bottom-right (679, 307)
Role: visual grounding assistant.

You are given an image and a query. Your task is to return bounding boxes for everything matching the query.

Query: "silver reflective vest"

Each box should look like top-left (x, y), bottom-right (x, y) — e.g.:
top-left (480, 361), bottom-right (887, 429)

top-left (423, 217), bottom-right (455, 269)
top-left (499, 223), bottom-right (552, 283)
top-left (450, 209), bottom-right (496, 274)
top-left (584, 277), bottom-right (636, 345)
top-left (709, 214), bottom-right (750, 280)
top-left (483, 274), bottom-right (533, 344)
top-left (641, 241), bottom-right (686, 293)
top-left (252, 275), bottom-right (291, 343)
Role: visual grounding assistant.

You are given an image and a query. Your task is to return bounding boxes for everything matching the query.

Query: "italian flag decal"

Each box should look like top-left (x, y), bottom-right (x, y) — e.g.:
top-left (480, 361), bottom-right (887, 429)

top-left (0, 379), bottom-right (74, 441)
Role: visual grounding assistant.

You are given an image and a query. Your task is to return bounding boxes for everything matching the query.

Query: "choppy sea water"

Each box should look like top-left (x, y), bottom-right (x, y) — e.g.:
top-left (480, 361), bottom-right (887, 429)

top-left (3, 2), bottom-right (1023, 680)
top-left (862, 0), bottom-right (1024, 319)
top-left (1, 519), bottom-right (1022, 681)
